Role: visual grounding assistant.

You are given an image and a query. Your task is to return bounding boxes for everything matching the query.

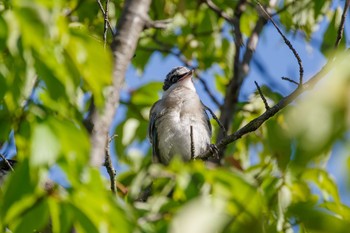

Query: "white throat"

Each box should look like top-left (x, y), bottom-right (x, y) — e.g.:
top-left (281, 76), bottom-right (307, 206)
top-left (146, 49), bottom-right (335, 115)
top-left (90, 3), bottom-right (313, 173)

top-left (177, 77), bottom-right (196, 91)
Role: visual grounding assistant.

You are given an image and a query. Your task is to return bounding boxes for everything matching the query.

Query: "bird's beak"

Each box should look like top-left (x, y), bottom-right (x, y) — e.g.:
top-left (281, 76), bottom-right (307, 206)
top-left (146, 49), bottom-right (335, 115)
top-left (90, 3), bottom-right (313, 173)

top-left (179, 70), bottom-right (193, 81)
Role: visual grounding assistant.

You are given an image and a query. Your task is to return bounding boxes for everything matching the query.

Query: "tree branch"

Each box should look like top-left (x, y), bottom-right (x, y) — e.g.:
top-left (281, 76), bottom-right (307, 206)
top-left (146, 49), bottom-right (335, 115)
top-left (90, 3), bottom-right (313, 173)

top-left (254, 81), bottom-right (270, 110)
top-left (103, 0), bottom-right (110, 48)
top-left (282, 77), bottom-right (299, 86)
top-left (257, 2), bottom-right (304, 85)
top-left (194, 70), bottom-right (221, 107)
top-left (335, 0), bottom-right (350, 48)
top-left (96, 0), bottom-right (116, 36)
top-left (203, 0), bottom-right (236, 25)
top-left (90, 0), bottom-right (152, 167)
top-left (104, 135), bottom-right (117, 193)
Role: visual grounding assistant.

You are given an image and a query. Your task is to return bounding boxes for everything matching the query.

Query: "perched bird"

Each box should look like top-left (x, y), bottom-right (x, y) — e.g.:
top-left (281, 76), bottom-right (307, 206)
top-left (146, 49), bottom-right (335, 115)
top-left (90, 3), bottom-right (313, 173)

top-left (148, 66), bottom-right (213, 164)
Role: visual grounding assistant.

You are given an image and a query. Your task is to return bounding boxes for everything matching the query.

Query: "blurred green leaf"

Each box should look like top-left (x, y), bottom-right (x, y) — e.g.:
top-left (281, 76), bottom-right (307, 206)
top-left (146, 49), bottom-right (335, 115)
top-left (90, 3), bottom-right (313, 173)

top-left (0, 14), bottom-right (8, 50)
top-left (265, 117), bottom-right (292, 171)
top-left (288, 201), bottom-right (350, 233)
top-left (12, 198), bottom-right (50, 233)
top-left (302, 168), bottom-right (340, 203)
top-left (66, 28), bottom-right (112, 106)
top-left (1, 159), bottom-right (40, 224)
top-left (130, 82), bottom-right (162, 106)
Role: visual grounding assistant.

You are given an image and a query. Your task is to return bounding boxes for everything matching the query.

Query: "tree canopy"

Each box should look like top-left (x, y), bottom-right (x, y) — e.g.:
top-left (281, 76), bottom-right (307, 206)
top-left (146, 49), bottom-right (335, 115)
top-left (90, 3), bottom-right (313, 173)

top-left (0, 0), bottom-right (350, 232)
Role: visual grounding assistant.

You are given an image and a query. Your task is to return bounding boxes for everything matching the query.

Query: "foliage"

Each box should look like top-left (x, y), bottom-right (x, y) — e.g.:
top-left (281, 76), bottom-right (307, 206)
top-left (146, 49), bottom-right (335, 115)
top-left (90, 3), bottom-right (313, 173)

top-left (0, 0), bottom-right (350, 232)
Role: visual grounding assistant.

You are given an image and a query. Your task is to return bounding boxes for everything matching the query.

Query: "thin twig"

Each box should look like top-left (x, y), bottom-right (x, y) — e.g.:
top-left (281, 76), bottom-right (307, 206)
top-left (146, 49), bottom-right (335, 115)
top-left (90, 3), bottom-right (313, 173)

top-left (103, 0), bottom-right (110, 48)
top-left (104, 135), bottom-right (117, 193)
top-left (257, 1), bottom-right (304, 86)
top-left (281, 77), bottom-right (299, 86)
top-left (190, 126), bottom-right (195, 159)
top-left (96, 0), bottom-right (115, 36)
top-left (203, 0), bottom-right (236, 24)
top-left (194, 71), bottom-right (221, 107)
top-left (254, 81), bottom-right (270, 110)
top-left (203, 104), bottom-right (227, 137)
top-left (335, 0), bottom-right (350, 48)
top-left (0, 153), bottom-right (14, 172)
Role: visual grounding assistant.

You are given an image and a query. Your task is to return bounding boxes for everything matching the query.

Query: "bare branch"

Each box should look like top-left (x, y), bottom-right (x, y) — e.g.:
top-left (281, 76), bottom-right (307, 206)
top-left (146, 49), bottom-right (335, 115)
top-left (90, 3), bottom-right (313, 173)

top-left (254, 81), bottom-right (270, 110)
top-left (194, 71), bottom-right (221, 107)
top-left (203, 0), bottom-right (236, 24)
top-left (104, 0), bottom-right (110, 48)
top-left (335, 0), bottom-right (350, 48)
top-left (282, 77), bottom-right (299, 86)
top-left (257, 1), bottom-right (304, 85)
top-left (96, 0), bottom-right (116, 36)
top-left (104, 135), bottom-right (117, 193)
top-left (90, 0), bottom-right (152, 167)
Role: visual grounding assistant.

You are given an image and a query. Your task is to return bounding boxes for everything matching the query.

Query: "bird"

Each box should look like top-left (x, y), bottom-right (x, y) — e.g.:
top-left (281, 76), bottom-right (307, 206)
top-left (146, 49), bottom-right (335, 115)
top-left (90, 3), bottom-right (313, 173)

top-left (148, 66), bottom-right (213, 165)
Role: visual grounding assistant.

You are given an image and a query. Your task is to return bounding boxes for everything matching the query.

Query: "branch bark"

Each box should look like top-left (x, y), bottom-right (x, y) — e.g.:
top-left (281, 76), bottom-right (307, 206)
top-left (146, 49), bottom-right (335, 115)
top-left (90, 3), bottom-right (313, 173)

top-left (335, 0), bottom-right (350, 48)
top-left (90, 0), bottom-right (152, 167)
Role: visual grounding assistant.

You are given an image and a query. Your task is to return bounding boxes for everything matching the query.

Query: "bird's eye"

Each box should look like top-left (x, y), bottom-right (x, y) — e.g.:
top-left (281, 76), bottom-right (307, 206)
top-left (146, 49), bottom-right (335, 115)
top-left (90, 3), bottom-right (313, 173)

top-left (170, 75), bottom-right (178, 83)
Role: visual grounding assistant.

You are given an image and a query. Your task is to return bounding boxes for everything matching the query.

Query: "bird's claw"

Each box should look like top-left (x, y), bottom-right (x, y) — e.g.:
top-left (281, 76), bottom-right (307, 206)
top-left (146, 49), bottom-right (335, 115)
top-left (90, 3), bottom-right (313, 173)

top-left (209, 144), bottom-right (219, 159)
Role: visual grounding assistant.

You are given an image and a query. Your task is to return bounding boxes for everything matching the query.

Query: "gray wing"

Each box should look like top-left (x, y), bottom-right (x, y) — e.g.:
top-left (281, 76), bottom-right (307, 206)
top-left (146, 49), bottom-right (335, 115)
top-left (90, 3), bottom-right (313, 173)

top-left (148, 101), bottom-right (162, 163)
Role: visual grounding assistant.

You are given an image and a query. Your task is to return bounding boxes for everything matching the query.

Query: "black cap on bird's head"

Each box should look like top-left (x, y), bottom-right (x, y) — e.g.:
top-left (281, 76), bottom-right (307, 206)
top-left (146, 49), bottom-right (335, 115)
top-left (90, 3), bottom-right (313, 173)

top-left (163, 66), bottom-right (193, 91)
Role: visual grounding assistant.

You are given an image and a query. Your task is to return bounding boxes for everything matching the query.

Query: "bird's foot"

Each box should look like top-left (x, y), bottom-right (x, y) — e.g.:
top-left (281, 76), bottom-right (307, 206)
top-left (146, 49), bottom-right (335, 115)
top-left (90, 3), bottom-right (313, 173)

top-left (209, 144), bottom-right (219, 159)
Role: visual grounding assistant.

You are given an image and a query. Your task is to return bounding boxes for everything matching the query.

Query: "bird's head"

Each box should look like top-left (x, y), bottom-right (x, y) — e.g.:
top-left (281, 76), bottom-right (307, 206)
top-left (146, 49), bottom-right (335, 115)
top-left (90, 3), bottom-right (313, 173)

top-left (163, 66), bottom-right (193, 91)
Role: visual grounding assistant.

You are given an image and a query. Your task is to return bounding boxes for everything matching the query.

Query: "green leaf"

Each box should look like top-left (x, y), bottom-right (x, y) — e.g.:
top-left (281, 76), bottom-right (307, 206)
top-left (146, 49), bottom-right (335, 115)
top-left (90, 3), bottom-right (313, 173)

top-left (302, 168), bottom-right (340, 203)
top-left (240, 10), bottom-right (258, 37)
top-left (1, 159), bottom-right (40, 224)
top-left (70, 169), bottom-right (132, 233)
top-left (13, 199), bottom-right (50, 233)
top-left (13, 6), bottom-right (47, 50)
top-left (66, 28), bottom-right (112, 107)
top-left (0, 14), bottom-right (8, 50)
top-left (288, 201), bottom-right (350, 233)
top-left (265, 117), bottom-right (292, 171)
top-left (30, 120), bottom-right (60, 166)
top-left (130, 82), bottom-right (162, 106)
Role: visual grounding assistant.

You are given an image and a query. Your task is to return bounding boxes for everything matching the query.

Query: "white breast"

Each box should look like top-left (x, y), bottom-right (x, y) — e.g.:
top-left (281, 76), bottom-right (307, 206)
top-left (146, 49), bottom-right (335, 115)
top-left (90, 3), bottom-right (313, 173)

top-left (156, 84), bottom-right (211, 164)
